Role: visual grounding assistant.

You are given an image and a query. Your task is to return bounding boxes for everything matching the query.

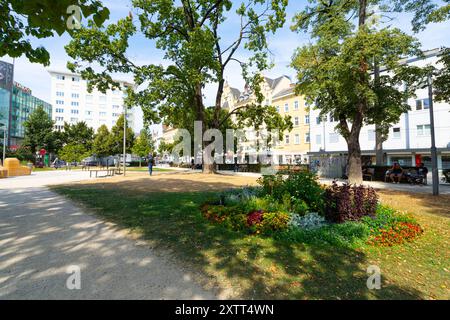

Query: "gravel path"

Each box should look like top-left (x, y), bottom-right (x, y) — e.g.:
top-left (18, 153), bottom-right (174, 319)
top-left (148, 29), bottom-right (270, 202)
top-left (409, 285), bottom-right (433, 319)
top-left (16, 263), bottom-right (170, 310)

top-left (0, 171), bottom-right (217, 299)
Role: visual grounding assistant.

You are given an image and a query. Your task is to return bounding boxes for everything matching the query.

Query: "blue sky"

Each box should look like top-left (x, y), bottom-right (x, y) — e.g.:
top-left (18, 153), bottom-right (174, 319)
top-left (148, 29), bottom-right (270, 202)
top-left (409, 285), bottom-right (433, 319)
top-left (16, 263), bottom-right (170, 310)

top-left (2, 0), bottom-right (449, 133)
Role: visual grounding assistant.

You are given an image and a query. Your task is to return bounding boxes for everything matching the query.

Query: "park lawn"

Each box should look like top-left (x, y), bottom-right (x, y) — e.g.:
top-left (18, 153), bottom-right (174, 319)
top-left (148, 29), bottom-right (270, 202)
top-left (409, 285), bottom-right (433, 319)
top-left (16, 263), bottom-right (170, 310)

top-left (52, 185), bottom-right (449, 300)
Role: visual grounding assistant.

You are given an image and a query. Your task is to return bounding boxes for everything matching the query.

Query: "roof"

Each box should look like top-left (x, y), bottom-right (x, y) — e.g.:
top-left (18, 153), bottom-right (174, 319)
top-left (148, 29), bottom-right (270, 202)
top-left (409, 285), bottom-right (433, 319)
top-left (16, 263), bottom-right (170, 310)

top-left (272, 86), bottom-right (296, 100)
top-left (47, 69), bottom-right (134, 87)
top-left (230, 87), bottom-right (241, 99)
top-left (265, 75), bottom-right (290, 90)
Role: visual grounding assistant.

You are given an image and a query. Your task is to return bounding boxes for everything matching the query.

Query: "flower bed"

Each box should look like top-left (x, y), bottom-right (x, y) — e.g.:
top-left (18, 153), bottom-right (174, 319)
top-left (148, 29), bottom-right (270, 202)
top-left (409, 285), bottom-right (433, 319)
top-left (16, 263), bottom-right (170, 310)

top-left (200, 172), bottom-right (423, 247)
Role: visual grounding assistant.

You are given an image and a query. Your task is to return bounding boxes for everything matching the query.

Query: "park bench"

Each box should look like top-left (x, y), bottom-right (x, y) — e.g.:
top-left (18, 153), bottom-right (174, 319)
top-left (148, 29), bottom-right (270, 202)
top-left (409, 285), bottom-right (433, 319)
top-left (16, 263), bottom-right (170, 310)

top-left (89, 168), bottom-right (121, 178)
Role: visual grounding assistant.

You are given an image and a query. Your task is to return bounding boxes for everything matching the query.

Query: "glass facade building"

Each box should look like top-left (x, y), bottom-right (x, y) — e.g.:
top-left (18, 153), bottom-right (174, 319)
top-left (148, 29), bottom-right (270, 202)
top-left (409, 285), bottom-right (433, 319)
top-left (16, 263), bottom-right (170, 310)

top-left (10, 82), bottom-right (52, 146)
top-left (0, 60), bottom-right (52, 147)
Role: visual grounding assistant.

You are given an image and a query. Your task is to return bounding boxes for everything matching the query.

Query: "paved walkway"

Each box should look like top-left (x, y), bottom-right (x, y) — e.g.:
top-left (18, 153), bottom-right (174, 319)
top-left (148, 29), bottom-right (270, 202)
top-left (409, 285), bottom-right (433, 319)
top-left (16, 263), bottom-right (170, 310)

top-left (0, 171), bottom-right (217, 299)
top-left (218, 170), bottom-right (450, 195)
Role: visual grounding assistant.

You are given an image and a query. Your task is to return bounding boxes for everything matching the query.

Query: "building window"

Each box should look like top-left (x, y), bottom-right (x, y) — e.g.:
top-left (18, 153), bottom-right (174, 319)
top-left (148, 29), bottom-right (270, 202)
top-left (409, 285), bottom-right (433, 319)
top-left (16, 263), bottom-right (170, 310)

top-left (368, 129), bottom-right (376, 141)
top-left (393, 127), bottom-right (401, 139)
top-left (71, 101), bottom-right (79, 107)
top-left (71, 93), bottom-right (79, 99)
top-left (305, 132), bottom-right (310, 143)
top-left (284, 104), bottom-right (289, 112)
top-left (329, 114), bottom-right (335, 122)
top-left (71, 109), bottom-right (79, 114)
top-left (56, 75), bottom-right (65, 80)
top-left (56, 92), bottom-right (64, 97)
top-left (55, 116), bottom-right (64, 122)
top-left (56, 100), bottom-right (64, 105)
top-left (70, 118), bottom-right (78, 122)
top-left (316, 135), bottom-right (321, 145)
top-left (86, 94), bottom-right (93, 101)
top-left (112, 113), bottom-right (120, 117)
top-left (329, 133), bottom-right (339, 143)
top-left (99, 96), bottom-right (107, 102)
top-left (56, 108), bottom-right (64, 113)
top-left (416, 98), bottom-right (430, 110)
top-left (72, 77), bottom-right (80, 82)
top-left (99, 112), bottom-right (107, 117)
top-left (85, 111), bottom-right (93, 116)
top-left (316, 117), bottom-right (321, 125)
top-left (417, 124), bottom-right (431, 136)
top-left (112, 105), bottom-right (120, 109)
top-left (294, 117), bottom-right (299, 126)
top-left (285, 135), bottom-right (290, 144)
top-left (276, 106), bottom-right (280, 112)
top-left (295, 134), bottom-right (300, 144)
top-left (294, 101), bottom-right (299, 110)
top-left (305, 115), bottom-right (310, 124)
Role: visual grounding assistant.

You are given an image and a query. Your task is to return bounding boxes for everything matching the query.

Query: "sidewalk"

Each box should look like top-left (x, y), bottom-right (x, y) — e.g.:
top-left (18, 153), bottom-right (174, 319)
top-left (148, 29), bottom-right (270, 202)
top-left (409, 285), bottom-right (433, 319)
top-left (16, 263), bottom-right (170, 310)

top-left (217, 170), bottom-right (450, 195)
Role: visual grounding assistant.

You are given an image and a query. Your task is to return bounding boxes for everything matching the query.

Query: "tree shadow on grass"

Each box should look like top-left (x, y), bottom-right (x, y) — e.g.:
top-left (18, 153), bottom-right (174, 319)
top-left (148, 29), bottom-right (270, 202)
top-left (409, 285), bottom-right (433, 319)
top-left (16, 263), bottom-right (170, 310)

top-left (53, 181), bottom-right (425, 300)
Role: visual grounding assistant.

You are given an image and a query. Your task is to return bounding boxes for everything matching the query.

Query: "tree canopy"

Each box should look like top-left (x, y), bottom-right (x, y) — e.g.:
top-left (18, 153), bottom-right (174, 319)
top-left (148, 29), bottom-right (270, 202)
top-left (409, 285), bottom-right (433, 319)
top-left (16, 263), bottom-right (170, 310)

top-left (291, 0), bottom-right (425, 183)
top-left (0, 0), bottom-right (109, 65)
top-left (22, 106), bottom-right (55, 154)
top-left (65, 0), bottom-right (291, 172)
top-left (92, 124), bottom-right (113, 158)
top-left (110, 114), bottom-right (135, 155)
top-left (132, 128), bottom-right (155, 159)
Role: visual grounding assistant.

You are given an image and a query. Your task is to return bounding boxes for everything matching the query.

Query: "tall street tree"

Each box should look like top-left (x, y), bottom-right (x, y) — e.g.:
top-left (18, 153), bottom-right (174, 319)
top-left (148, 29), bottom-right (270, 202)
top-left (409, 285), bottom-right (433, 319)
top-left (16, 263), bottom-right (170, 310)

top-left (61, 121), bottom-right (95, 150)
top-left (65, 0), bottom-right (291, 173)
top-left (132, 128), bottom-right (155, 166)
top-left (23, 106), bottom-right (55, 156)
top-left (291, 0), bottom-right (424, 184)
top-left (1, 0), bottom-right (109, 65)
top-left (92, 124), bottom-right (113, 159)
top-left (110, 114), bottom-right (135, 155)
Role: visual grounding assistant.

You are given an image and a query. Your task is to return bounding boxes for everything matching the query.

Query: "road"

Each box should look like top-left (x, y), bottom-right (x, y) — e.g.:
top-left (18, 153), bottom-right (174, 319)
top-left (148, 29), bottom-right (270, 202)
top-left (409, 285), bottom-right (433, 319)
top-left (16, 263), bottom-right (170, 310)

top-left (0, 171), bottom-right (218, 299)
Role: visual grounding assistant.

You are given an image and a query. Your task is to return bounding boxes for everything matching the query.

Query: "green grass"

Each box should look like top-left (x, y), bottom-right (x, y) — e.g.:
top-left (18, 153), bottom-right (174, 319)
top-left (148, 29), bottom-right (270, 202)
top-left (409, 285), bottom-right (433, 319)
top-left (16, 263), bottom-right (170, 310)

top-left (52, 186), bottom-right (449, 299)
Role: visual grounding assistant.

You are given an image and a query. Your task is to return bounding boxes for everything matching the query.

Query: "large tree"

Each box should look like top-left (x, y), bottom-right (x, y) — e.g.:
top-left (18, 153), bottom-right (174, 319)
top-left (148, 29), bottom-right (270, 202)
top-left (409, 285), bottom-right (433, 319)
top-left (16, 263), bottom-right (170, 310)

top-left (132, 128), bottom-right (155, 166)
top-left (59, 142), bottom-right (90, 163)
top-left (22, 106), bottom-right (55, 155)
top-left (110, 114), bottom-right (135, 155)
top-left (0, 0), bottom-right (109, 65)
top-left (61, 121), bottom-right (95, 150)
top-left (65, 0), bottom-right (291, 173)
top-left (92, 124), bottom-right (113, 158)
top-left (291, 0), bottom-right (423, 184)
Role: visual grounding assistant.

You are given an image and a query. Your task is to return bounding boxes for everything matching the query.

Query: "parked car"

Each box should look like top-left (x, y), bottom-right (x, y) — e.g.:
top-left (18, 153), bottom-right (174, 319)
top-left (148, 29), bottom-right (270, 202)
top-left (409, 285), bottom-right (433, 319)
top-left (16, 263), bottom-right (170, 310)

top-left (52, 160), bottom-right (66, 169)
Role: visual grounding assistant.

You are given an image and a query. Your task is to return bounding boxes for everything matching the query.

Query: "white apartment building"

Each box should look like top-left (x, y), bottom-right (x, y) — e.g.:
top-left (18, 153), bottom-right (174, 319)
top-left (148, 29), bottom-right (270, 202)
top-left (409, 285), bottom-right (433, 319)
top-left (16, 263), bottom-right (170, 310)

top-left (48, 70), bottom-right (135, 132)
top-left (309, 48), bottom-right (450, 177)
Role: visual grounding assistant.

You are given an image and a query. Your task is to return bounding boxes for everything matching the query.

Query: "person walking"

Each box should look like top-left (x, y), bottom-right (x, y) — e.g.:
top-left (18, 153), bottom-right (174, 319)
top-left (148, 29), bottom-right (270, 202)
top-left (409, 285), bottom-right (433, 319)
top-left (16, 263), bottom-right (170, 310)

top-left (148, 152), bottom-right (154, 176)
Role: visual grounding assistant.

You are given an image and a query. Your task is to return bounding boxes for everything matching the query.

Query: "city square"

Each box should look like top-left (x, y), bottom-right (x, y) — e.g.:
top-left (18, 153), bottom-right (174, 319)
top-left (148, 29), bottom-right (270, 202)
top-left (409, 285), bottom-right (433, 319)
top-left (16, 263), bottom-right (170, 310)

top-left (0, 0), bottom-right (449, 309)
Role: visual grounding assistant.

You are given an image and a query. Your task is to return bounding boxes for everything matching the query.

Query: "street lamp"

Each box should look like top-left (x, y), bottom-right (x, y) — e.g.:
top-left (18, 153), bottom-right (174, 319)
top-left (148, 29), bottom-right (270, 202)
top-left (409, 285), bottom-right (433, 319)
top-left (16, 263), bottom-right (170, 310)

top-left (427, 73), bottom-right (439, 196)
top-left (123, 104), bottom-right (127, 177)
top-left (1, 124), bottom-right (6, 166)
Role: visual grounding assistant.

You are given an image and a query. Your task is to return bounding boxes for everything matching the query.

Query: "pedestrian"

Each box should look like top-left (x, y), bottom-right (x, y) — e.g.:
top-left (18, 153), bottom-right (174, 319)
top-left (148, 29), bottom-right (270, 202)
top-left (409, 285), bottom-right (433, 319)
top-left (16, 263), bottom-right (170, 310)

top-left (148, 152), bottom-right (154, 176)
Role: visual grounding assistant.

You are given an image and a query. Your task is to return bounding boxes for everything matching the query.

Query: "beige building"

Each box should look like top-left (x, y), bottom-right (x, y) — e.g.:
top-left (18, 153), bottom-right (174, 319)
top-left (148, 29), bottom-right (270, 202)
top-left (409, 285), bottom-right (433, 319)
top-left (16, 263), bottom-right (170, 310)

top-left (272, 85), bottom-right (310, 164)
top-left (222, 76), bottom-right (310, 164)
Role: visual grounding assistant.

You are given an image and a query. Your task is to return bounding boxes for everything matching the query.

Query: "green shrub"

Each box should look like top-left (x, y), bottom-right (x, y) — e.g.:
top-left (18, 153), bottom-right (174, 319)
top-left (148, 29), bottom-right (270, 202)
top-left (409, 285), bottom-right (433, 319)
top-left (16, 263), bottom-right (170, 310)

top-left (361, 205), bottom-right (417, 231)
top-left (257, 172), bottom-right (325, 213)
top-left (260, 212), bottom-right (291, 234)
top-left (277, 222), bottom-right (370, 249)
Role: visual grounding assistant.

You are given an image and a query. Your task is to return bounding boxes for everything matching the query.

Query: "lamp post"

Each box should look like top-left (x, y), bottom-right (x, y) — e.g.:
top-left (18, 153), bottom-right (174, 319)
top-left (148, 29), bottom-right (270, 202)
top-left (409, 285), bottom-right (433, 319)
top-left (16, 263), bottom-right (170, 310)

top-left (123, 105), bottom-right (127, 177)
top-left (2, 125), bottom-right (6, 166)
top-left (427, 73), bottom-right (439, 196)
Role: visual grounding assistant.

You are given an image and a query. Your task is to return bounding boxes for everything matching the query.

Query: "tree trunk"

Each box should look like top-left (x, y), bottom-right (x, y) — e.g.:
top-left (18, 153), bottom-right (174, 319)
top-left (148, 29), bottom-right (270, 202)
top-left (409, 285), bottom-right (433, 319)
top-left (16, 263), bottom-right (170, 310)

top-left (347, 133), bottom-right (363, 185)
top-left (375, 127), bottom-right (384, 165)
